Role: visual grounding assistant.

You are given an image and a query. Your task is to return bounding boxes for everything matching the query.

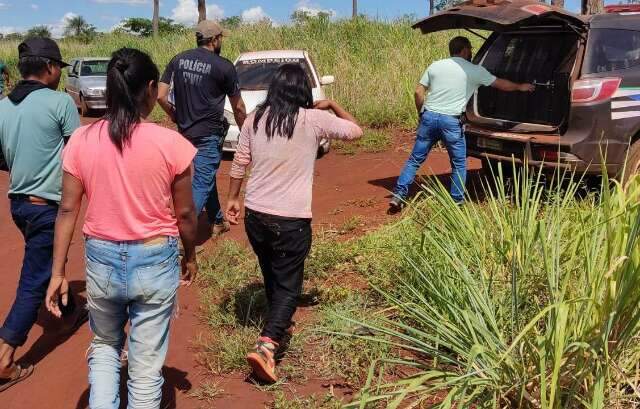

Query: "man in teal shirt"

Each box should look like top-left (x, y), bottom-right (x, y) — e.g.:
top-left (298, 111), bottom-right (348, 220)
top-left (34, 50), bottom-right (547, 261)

top-left (390, 36), bottom-right (534, 209)
top-left (0, 37), bottom-right (81, 391)
top-left (0, 61), bottom-right (10, 98)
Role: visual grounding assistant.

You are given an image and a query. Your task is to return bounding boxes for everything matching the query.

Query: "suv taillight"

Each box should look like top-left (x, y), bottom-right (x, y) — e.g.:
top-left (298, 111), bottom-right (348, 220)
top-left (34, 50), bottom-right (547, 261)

top-left (571, 77), bottom-right (621, 103)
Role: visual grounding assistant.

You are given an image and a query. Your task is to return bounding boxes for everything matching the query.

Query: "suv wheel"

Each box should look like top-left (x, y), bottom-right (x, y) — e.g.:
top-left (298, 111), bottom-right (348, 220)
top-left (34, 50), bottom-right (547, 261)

top-left (621, 139), bottom-right (640, 185)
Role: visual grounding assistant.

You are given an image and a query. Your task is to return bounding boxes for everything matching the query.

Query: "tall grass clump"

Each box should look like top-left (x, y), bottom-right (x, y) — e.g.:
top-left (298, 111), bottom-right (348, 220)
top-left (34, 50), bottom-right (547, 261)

top-left (0, 18), bottom-right (469, 128)
top-left (340, 168), bottom-right (640, 408)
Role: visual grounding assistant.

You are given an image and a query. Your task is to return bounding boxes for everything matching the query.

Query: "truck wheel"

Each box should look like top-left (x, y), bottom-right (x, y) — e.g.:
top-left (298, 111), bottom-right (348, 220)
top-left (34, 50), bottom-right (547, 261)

top-left (481, 158), bottom-right (514, 181)
top-left (621, 140), bottom-right (640, 185)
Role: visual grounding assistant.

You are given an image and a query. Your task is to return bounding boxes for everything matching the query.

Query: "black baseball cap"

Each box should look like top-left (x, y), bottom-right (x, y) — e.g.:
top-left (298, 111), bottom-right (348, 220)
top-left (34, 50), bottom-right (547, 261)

top-left (18, 37), bottom-right (70, 67)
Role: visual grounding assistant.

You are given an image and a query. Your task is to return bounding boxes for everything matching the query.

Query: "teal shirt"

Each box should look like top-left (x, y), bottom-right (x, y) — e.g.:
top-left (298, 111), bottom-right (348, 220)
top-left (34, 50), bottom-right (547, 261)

top-left (0, 88), bottom-right (81, 202)
top-left (420, 57), bottom-right (497, 116)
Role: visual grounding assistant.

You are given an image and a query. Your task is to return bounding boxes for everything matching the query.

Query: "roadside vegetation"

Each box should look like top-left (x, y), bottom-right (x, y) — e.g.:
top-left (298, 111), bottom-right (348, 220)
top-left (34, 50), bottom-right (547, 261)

top-left (194, 165), bottom-right (640, 408)
top-left (0, 17), bottom-right (467, 129)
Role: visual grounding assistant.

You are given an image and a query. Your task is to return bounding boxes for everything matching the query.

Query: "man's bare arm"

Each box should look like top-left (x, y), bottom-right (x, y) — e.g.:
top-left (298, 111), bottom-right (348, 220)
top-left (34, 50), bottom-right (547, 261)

top-left (492, 79), bottom-right (535, 93)
top-left (229, 95), bottom-right (247, 129)
top-left (415, 84), bottom-right (427, 115)
top-left (157, 82), bottom-right (176, 122)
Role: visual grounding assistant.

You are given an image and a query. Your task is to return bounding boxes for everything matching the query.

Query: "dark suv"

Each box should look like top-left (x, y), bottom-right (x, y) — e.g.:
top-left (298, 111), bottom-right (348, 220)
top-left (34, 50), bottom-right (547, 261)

top-left (414, 0), bottom-right (640, 179)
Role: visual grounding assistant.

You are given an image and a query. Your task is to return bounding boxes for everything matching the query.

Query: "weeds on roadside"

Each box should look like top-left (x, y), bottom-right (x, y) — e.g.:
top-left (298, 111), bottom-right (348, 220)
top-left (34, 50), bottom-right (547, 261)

top-left (338, 166), bottom-right (640, 408)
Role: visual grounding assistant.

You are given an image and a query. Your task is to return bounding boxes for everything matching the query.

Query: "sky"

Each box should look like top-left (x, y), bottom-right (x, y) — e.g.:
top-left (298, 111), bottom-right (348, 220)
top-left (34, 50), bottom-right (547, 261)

top-left (0, 0), bottom-right (613, 36)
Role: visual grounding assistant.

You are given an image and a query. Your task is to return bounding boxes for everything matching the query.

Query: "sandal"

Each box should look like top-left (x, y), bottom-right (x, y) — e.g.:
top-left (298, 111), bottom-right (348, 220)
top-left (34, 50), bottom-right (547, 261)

top-left (246, 337), bottom-right (278, 384)
top-left (0, 364), bottom-right (34, 393)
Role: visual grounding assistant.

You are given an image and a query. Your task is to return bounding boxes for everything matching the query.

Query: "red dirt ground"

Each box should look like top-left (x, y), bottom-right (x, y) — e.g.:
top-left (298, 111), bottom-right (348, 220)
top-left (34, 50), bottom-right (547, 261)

top-left (0, 126), bottom-right (481, 408)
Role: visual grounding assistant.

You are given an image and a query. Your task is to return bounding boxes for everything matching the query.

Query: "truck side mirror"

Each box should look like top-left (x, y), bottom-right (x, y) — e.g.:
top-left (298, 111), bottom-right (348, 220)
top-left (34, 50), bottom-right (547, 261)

top-left (320, 75), bottom-right (335, 86)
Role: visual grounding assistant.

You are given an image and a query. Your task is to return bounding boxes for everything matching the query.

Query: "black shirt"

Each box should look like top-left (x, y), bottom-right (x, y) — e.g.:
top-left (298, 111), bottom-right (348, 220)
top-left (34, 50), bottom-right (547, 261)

top-left (161, 48), bottom-right (240, 139)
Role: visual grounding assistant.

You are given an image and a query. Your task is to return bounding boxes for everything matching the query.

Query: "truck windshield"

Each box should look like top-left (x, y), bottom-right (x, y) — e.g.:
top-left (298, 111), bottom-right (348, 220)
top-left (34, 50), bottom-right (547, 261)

top-left (584, 29), bottom-right (640, 74)
top-left (235, 58), bottom-right (316, 90)
top-left (81, 60), bottom-right (108, 77)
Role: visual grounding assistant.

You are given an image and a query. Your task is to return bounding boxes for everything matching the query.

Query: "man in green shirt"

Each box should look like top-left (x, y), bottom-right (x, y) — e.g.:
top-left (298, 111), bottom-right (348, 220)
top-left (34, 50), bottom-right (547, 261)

top-left (0, 37), bottom-right (81, 392)
top-left (0, 61), bottom-right (10, 98)
top-left (390, 36), bottom-right (534, 209)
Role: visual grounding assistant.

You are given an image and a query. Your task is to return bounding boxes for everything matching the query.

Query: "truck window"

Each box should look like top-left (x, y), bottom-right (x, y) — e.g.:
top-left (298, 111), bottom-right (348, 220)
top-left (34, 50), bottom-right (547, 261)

top-left (584, 29), bottom-right (640, 74)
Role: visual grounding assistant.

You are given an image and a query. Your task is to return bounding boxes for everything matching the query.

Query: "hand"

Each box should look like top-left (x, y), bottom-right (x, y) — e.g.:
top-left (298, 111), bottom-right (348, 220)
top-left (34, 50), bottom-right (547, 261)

top-left (45, 275), bottom-right (69, 319)
top-left (180, 258), bottom-right (198, 287)
top-left (519, 83), bottom-right (535, 92)
top-left (226, 199), bottom-right (242, 225)
top-left (313, 100), bottom-right (334, 111)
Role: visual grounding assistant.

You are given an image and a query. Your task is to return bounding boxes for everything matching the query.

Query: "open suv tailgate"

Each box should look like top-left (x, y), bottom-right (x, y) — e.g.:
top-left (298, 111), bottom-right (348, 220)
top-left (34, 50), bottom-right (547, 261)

top-left (413, 0), bottom-right (586, 34)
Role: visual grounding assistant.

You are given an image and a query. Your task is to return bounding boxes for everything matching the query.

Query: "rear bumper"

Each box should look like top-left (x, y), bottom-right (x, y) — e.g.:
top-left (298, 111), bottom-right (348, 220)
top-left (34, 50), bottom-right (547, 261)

top-left (84, 96), bottom-right (106, 110)
top-left (465, 125), bottom-right (595, 173)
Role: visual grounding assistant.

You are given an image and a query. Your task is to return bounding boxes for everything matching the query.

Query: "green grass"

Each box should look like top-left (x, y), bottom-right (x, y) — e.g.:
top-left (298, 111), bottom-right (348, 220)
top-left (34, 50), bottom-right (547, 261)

top-left (335, 167), bottom-right (640, 408)
top-left (0, 18), bottom-right (473, 128)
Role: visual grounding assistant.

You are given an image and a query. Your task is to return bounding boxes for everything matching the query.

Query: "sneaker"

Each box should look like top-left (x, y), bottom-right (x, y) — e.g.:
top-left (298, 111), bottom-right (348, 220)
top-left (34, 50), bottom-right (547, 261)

top-left (212, 221), bottom-right (231, 238)
top-left (246, 337), bottom-right (278, 384)
top-left (388, 196), bottom-right (404, 212)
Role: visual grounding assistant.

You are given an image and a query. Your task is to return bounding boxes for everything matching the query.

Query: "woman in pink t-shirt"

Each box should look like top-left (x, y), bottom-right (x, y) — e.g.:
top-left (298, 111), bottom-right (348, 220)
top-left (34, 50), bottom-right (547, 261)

top-left (226, 64), bottom-right (362, 383)
top-left (43, 48), bottom-right (199, 408)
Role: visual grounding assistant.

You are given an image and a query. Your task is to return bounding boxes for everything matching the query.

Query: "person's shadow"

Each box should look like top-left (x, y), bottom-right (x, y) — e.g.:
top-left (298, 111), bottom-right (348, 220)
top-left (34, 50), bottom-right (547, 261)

top-left (75, 366), bottom-right (191, 409)
top-left (16, 280), bottom-right (88, 367)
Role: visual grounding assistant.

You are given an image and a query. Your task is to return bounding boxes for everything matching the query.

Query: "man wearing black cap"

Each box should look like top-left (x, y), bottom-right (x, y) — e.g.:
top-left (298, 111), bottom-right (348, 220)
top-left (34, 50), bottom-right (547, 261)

top-left (158, 20), bottom-right (246, 241)
top-left (0, 37), bottom-right (81, 391)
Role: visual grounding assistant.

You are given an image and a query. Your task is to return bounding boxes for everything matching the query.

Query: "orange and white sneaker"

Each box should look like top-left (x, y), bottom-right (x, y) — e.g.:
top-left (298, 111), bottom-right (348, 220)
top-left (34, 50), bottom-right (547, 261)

top-left (246, 337), bottom-right (278, 383)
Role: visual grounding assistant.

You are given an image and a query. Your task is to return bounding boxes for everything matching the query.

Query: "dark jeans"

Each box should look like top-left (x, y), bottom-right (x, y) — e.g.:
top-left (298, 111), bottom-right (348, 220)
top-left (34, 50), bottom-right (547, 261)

top-left (394, 110), bottom-right (467, 203)
top-left (244, 209), bottom-right (312, 343)
top-left (0, 198), bottom-right (57, 347)
top-left (190, 134), bottom-right (224, 225)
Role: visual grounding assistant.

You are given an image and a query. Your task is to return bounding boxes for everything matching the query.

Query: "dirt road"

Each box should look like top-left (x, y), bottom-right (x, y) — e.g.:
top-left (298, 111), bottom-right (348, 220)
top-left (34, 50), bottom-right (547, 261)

top-left (0, 129), bottom-right (480, 408)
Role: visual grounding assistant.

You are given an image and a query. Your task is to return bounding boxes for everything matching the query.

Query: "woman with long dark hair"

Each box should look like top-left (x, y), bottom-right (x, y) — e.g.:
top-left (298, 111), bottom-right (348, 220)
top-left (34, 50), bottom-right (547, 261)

top-left (226, 64), bottom-right (363, 383)
top-left (44, 48), bottom-right (199, 408)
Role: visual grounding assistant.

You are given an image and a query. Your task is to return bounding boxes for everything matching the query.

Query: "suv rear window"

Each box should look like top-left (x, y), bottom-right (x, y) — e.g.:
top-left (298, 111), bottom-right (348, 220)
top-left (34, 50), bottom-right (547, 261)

top-left (236, 58), bottom-right (316, 90)
top-left (584, 29), bottom-right (640, 74)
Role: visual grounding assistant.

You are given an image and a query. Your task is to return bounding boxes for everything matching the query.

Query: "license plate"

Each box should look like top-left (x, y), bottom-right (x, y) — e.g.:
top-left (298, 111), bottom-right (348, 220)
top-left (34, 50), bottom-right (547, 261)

top-left (476, 137), bottom-right (503, 151)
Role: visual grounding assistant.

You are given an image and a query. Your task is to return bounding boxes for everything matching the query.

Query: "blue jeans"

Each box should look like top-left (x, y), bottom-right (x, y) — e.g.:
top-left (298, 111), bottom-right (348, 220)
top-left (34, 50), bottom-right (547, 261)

top-left (190, 134), bottom-right (224, 225)
top-left (85, 236), bottom-right (179, 409)
top-left (0, 198), bottom-right (57, 347)
top-left (394, 111), bottom-right (467, 203)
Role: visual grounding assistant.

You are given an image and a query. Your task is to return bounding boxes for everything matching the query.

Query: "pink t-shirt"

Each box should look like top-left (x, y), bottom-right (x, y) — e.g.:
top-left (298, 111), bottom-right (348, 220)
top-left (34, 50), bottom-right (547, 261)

top-left (230, 108), bottom-right (363, 219)
top-left (63, 121), bottom-right (197, 241)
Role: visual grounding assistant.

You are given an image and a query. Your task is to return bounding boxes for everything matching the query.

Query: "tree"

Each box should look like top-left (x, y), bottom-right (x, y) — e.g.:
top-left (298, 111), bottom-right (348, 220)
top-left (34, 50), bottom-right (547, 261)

top-left (64, 15), bottom-right (90, 37)
top-left (582, 0), bottom-right (603, 14)
top-left (26, 25), bottom-right (52, 39)
top-left (353, 0), bottom-right (358, 19)
top-left (430, 0), bottom-right (435, 15)
top-left (152, 0), bottom-right (159, 39)
top-left (291, 9), bottom-right (332, 24)
top-left (118, 17), bottom-right (186, 37)
top-left (551, 0), bottom-right (565, 8)
top-left (221, 16), bottom-right (241, 28)
top-left (198, 0), bottom-right (206, 22)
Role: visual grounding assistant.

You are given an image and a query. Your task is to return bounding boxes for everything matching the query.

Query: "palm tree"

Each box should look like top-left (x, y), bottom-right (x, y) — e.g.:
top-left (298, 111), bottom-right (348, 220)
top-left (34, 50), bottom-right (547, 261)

top-left (551, 0), bottom-right (565, 8)
top-left (352, 0), bottom-right (357, 18)
top-left (152, 0), bottom-right (159, 39)
top-left (198, 0), bottom-right (206, 22)
top-left (430, 0), bottom-right (435, 14)
top-left (64, 15), bottom-right (89, 37)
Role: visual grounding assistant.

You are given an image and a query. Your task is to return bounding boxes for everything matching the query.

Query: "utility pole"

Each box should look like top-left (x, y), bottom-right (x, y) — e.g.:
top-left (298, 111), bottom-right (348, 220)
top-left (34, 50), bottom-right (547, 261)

top-left (198, 0), bottom-right (207, 22)
top-left (353, 0), bottom-right (358, 19)
top-left (152, 0), bottom-right (159, 39)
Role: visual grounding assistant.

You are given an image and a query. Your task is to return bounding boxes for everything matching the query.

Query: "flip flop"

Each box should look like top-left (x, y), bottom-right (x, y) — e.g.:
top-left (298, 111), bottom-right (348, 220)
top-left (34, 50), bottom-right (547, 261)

top-left (0, 364), bottom-right (34, 393)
